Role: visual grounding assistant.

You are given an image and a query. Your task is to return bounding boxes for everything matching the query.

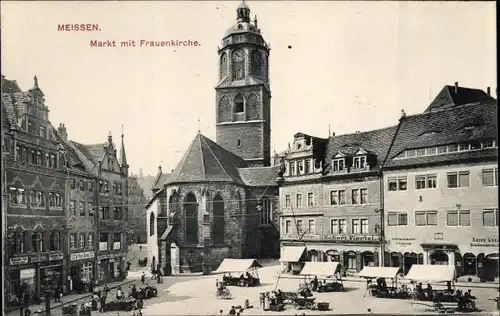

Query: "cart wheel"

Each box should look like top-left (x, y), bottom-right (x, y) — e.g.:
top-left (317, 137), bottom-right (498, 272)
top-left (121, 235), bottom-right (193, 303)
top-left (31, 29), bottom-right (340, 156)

top-left (305, 302), bottom-right (313, 310)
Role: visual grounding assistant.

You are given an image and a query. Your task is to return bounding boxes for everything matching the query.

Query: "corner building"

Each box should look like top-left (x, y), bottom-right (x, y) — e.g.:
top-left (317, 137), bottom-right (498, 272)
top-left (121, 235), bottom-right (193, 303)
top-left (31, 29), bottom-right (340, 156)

top-left (146, 2), bottom-right (280, 275)
top-left (383, 84), bottom-right (498, 281)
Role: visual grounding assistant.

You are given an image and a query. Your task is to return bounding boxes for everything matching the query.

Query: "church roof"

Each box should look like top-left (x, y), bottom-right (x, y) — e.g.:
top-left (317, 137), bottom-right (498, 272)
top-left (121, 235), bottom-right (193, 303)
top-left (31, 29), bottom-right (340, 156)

top-left (224, 21), bottom-right (260, 38)
top-left (424, 84), bottom-right (493, 113)
top-left (238, 166), bottom-right (280, 187)
top-left (165, 133), bottom-right (247, 185)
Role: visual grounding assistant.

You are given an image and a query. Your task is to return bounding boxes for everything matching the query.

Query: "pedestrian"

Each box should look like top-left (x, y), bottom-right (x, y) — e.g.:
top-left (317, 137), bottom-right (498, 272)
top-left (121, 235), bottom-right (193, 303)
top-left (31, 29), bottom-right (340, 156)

top-left (54, 285), bottom-right (61, 303)
top-left (103, 284), bottom-right (109, 294)
top-left (141, 272), bottom-right (145, 285)
top-left (99, 294), bottom-right (106, 313)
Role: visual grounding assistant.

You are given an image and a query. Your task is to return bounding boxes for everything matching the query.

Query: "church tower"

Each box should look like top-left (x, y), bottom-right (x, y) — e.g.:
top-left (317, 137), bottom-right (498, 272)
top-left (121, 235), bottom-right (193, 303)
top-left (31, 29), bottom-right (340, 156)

top-left (215, 1), bottom-right (271, 167)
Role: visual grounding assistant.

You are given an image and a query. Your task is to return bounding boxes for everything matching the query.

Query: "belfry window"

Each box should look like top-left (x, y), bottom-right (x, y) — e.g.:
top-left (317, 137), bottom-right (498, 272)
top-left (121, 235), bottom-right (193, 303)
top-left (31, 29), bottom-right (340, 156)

top-left (234, 94), bottom-right (244, 113)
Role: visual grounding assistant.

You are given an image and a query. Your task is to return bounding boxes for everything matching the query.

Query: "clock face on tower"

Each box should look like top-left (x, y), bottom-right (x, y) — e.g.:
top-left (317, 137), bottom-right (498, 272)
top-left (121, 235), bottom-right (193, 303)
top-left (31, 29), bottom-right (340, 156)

top-left (232, 49), bottom-right (245, 62)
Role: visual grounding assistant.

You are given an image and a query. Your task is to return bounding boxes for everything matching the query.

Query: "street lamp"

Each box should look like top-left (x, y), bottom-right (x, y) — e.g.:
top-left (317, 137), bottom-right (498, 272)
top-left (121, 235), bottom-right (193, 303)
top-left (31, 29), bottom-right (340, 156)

top-left (374, 208), bottom-right (385, 267)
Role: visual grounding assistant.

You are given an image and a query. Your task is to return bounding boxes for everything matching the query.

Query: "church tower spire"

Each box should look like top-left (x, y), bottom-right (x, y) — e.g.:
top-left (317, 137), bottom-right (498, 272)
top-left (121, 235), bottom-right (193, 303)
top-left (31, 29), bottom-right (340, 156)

top-left (215, 1), bottom-right (272, 167)
top-left (120, 125), bottom-right (129, 175)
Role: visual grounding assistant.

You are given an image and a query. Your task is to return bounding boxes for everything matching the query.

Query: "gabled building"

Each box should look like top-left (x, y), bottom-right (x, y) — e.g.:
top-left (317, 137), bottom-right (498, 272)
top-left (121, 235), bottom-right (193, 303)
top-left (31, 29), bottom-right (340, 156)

top-left (383, 83), bottom-right (498, 281)
top-left (146, 2), bottom-right (280, 275)
top-left (127, 174), bottom-right (148, 244)
top-left (2, 75), bottom-right (68, 301)
top-left (70, 132), bottom-right (129, 282)
top-left (278, 127), bottom-right (397, 274)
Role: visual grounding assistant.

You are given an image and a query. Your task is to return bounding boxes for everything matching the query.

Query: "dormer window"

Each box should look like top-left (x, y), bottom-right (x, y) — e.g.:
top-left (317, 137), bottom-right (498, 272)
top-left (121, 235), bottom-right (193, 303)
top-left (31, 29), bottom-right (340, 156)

top-left (332, 158), bottom-right (345, 172)
top-left (353, 156), bottom-right (366, 169)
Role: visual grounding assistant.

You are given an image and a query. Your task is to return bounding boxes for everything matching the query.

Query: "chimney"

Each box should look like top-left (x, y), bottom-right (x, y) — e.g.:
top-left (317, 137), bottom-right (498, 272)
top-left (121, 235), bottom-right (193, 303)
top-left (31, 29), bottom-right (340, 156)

top-left (108, 131), bottom-right (112, 143)
top-left (487, 87), bottom-right (491, 96)
top-left (58, 123), bottom-right (67, 142)
top-left (158, 165), bottom-right (162, 173)
top-left (454, 82), bottom-right (459, 94)
top-left (254, 15), bottom-right (258, 28)
top-left (400, 109), bottom-right (406, 120)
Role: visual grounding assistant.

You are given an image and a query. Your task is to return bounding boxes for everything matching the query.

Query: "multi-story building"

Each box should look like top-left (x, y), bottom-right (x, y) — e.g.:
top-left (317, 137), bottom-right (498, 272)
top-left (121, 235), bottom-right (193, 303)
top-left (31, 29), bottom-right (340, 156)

top-left (278, 127), bottom-right (397, 274)
top-left (2, 75), bottom-right (67, 300)
top-left (127, 174), bottom-right (148, 244)
top-left (56, 124), bottom-right (97, 291)
top-left (383, 83), bottom-right (498, 281)
top-left (146, 2), bottom-right (281, 275)
top-left (70, 133), bottom-right (129, 282)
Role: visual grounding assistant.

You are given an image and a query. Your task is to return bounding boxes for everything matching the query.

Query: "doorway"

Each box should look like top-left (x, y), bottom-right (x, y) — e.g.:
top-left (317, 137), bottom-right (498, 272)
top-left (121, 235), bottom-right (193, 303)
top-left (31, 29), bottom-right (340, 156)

top-left (463, 253), bottom-right (476, 276)
top-left (430, 250), bottom-right (449, 265)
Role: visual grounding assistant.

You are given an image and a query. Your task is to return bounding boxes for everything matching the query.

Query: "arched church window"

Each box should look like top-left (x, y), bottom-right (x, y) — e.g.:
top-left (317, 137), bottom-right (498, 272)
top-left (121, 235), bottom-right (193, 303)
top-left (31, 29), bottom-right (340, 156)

top-left (234, 94), bottom-right (244, 113)
top-left (232, 49), bottom-right (245, 80)
top-left (184, 193), bottom-right (198, 244)
top-left (213, 194), bottom-right (225, 245)
top-left (259, 197), bottom-right (272, 225)
top-left (251, 51), bottom-right (263, 77)
top-left (149, 213), bottom-right (155, 236)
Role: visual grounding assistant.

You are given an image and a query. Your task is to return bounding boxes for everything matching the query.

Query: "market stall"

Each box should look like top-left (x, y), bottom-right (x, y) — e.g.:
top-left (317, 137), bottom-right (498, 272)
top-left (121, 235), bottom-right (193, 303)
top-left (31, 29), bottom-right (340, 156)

top-left (300, 262), bottom-right (344, 293)
top-left (358, 267), bottom-right (408, 298)
top-left (280, 246), bottom-right (306, 274)
top-left (215, 259), bottom-right (262, 287)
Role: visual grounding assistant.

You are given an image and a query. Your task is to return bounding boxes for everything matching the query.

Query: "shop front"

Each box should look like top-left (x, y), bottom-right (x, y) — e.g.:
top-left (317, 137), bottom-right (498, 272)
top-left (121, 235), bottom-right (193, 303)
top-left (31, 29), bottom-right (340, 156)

top-left (98, 252), bottom-right (127, 283)
top-left (280, 233), bottom-right (381, 275)
top-left (69, 251), bottom-right (95, 293)
top-left (386, 235), bottom-right (499, 281)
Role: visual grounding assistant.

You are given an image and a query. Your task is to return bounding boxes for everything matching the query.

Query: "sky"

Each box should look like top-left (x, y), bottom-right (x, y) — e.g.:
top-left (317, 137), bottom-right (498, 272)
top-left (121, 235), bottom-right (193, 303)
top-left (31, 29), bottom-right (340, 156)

top-left (1, 1), bottom-right (496, 176)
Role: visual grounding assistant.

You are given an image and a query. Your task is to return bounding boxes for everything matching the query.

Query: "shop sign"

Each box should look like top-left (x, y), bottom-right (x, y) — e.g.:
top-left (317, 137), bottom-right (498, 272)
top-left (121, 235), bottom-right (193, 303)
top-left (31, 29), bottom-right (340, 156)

top-left (70, 251), bottom-right (95, 261)
top-left (49, 253), bottom-right (64, 261)
top-left (98, 254), bottom-right (113, 260)
top-left (391, 237), bottom-right (416, 247)
top-left (323, 234), bottom-right (380, 242)
top-left (281, 234), bottom-right (321, 241)
top-left (20, 269), bottom-right (35, 279)
top-left (30, 254), bottom-right (48, 263)
top-left (115, 252), bottom-right (127, 258)
top-left (10, 256), bottom-right (29, 265)
top-left (470, 237), bottom-right (499, 248)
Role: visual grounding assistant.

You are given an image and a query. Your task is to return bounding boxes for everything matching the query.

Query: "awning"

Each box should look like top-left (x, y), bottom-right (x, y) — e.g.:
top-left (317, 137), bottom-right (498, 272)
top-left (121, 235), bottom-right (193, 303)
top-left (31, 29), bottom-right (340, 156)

top-left (299, 262), bottom-right (341, 277)
top-left (280, 246), bottom-right (306, 262)
top-left (405, 264), bottom-right (455, 282)
top-left (215, 259), bottom-right (262, 273)
top-left (358, 267), bottom-right (401, 279)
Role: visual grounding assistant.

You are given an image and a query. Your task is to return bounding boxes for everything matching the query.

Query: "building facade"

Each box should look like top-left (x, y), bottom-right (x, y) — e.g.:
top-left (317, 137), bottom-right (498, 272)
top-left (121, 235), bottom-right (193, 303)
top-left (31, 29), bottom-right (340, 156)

top-left (70, 133), bottom-right (129, 283)
top-left (2, 76), bottom-right (67, 301)
top-left (146, 2), bottom-right (280, 275)
top-left (278, 128), bottom-right (396, 274)
top-left (383, 84), bottom-right (498, 281)
top-left (127, 174), bottom-right (148, 244)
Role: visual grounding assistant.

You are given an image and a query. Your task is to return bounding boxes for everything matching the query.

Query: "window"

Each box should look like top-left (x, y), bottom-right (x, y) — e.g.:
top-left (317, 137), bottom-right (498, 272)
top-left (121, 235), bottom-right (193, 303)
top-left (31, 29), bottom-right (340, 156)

top-left (114, 207), bottom-right (122, 220)
top-left (446, 210), bottom-right (471, 226)
top-left (14, 232), bottom-right (26, 254)
top-left (415, 211), bottom-right (438, 226)
top-left (482, 140), bottom-right (495, 148)
top-left (307, 219), bottom-right (315, 234)
top-left (40, 126), bottom-right (45, 137)
top-left (81, 263), bottom-right (93, 282)
top-left (70, 200), bottom-right (76, 215)
top-left (415, 174), bottom-right (437, 189)
top-left (353, 156), bottom-right (366, 169)
top-left (70, 179), bottom-right (76, 189)
top-left (88, 234), bottom-right (93, 249)
top-left (482, 168), bottom-right (498, 186)
top-left (482, 209), bottom-right (499, 226)
top-left (296, 194), bottom-right (302, 207)
top-left (339, 219), bottom-right (346, 233)
top-left (88, 202), bottom-right (94, 216)
top-left (32, 232), bottom-right (43, 252)
top-left (149, 213), bottom-right (155, 236)
top-left (234, 94), bottom-right (244, 112)
top-left (285, 195), bottom-right (291, 208)
top-left (427, 147), bottom-right (437, 155)
top-left (305, 159), bottom-right (311, 173)
top-left (79, 180), bottom-right (85, 191)
top-left (99, 207), bottom-right (110, 219)
top-left (338, 190), bottom-right (346, 205)
top-left (332, 159), bottom-right (345, 172)
top-left (360, 189), bottom-right (368, 204)
top-left (49, 232), bottom-right (60, 251)
top-left (360, 219), bottom-right (368, 234)
top-left (330, 191), bottom-right (338, 205)
top-left (30, 190), bottom-right (45, 208)
top-left (284, 220), bottom-right (291, 234)
top-left (79, 201), bottom-right (85, 216)
top-left (387, 212), bottom-right (408, 226)
top-left (330, 219), bottom-right (338, 234)
top-left (307, 193), bottom-right (314, 206)
top-left (9, 187), bottom-right (26, 206)
top-left (448, 144), bottom-right (458, 152)
top-left (416, 148), bottom-right (426, 156)
top-left (298, 161), bottom-right (304, 174)
top-left (347, 252), bottom-right (357, 270)
top-left (296, 220), bottom-right (303, 234)
top-left (79, 234), bottom-right (85, 248)
top-left (70, 234), bottom-right (76, 249)
top-left (406, 150), bottom-right (416, 157)
top-left (28, 120), bottom-right (34, 134)
top-left (88, 182), bottom-right (94, 192)
top-left (388, 177), bottom-right (407, 191)
top-left (290, 162), bottom-right (296, 175)
top-left (458, 144), bottom-right (470, 151)
top-left (352, 219), bottom-right (360, 234)
top-left (352, 189), bottom-right (360, 204)
top-left (447, 171), bottom-right (470, 188)
top-left (260, 197), bottom-right (272, 224)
